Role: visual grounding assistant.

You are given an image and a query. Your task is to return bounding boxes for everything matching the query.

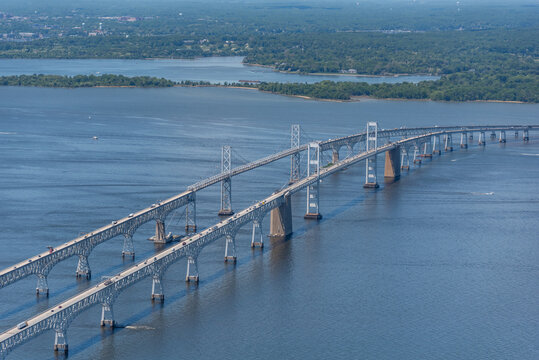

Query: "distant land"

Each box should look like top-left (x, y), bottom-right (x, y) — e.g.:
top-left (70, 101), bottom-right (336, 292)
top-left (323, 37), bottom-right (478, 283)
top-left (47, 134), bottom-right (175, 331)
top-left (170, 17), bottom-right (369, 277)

top-left (2, 75), bottom-right (537, 103)
top-left (0, 1), bottom-right (536, 102)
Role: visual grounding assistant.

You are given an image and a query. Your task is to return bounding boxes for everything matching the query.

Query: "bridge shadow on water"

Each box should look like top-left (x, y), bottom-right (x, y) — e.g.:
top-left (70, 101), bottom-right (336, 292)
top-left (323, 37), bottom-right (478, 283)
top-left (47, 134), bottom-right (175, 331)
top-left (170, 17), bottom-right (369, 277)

top-left (43, 188), bottom-right (386, 359)
top-left (0, 249), bottom-right (158, 322)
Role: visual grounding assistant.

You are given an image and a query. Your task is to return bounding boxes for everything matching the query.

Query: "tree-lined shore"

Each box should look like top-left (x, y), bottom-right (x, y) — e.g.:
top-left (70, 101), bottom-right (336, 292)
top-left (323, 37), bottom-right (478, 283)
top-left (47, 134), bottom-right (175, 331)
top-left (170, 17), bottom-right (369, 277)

top-left (2, 74), bottom-right (537, 103)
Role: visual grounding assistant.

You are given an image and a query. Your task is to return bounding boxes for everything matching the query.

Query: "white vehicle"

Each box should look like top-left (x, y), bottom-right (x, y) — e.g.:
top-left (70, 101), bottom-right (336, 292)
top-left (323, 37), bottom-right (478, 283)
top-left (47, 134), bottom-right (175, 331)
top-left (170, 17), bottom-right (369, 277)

top-left (17, 321), bottom-right (28, 330)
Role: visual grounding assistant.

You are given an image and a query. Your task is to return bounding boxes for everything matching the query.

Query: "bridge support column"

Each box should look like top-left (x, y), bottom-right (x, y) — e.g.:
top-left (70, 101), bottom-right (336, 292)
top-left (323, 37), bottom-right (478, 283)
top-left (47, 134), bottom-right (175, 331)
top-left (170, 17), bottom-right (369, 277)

top-left (400, 147), bottom-right (410, 171)
top-left (218, 146), bottom-right (234, 216)
top-left (478, 131), bottom-right (486, 146)
top-left (185, 196), bottom-right (197, 234)
top-left (305, 142), bottom-right (322, 219)
top-left (499, 130), bottom-right (506, 143)
top-left (332, 149), bottom-right (339, 163)
top-left (36, 272), bottom-right (49, 296)
top-left (364, 122), bottom-right (379, 188)
top-left (100, 302), bottom-right (115, 327)
top-left (251, 217), bottom-right (265, 248)
top-left (153, 219), bottom-right (171, 244)
top-left (422, 141), bottom-right (432, 159)
top-left (523, 129), bottom-right (529, 141)
top-left (432, 135), bottom-right (441, 155)
top-left (76, 254), bottom-right (91, 279)
top-left (460, 132), bottom-right (468, 149)
top-left (122, 233), bottom-right (135, 259)
top-left (413, 146), bottom-right (422, 165)
top-left (151, 274), bottom-right (164, 302)
top-left (53, 328), bottom-right (68, 353)
top-left (514, 131), bottom-right (519, 138)
top-left (384, 146), bottom-right (401, 181)
top-left (224, 233), bottom-right (237, 263)
top-left (289, 124), bottom-right (301, 184)
top-left (270, 194), bottom-right (293, 239)
top-left (444, 134), bottom-right (453, 151)
top-left (185, 256), bottom-right (199, 283)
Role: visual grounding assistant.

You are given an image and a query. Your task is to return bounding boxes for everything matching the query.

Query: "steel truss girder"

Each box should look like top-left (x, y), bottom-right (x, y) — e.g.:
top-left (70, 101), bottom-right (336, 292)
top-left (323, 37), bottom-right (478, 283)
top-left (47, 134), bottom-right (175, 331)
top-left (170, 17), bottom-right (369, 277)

top-left (1, 125), bottom-right (538, 358)
top-left (0, 192), bottom-right (194, 290)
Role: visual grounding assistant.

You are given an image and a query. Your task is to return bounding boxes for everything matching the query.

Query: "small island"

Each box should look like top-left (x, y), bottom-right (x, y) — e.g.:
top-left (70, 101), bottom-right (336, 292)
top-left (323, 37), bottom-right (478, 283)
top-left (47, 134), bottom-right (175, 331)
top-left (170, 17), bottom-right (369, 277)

top-left (2, 75), bottom-right (536, 103)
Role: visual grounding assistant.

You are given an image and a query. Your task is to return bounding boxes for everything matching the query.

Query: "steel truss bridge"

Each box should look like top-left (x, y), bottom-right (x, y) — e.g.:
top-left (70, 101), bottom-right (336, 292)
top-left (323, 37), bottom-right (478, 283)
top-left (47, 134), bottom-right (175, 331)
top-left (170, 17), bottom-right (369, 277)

top-left (0, 123), bottom-right (537, 358)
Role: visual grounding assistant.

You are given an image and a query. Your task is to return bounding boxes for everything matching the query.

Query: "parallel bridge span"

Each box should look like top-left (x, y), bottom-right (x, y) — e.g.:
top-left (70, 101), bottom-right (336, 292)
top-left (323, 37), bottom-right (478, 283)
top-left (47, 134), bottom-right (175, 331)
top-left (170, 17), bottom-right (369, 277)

top-left (0, 123), bottom-right (537, 358)
top-left (0, 125), bottom-right (535, 293)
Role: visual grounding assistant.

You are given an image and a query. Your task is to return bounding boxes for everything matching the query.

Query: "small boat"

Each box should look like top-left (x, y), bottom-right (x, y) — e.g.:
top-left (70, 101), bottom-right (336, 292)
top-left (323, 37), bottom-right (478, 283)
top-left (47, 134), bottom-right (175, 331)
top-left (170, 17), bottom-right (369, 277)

top-left (92, 136), bottom-right (98, 140)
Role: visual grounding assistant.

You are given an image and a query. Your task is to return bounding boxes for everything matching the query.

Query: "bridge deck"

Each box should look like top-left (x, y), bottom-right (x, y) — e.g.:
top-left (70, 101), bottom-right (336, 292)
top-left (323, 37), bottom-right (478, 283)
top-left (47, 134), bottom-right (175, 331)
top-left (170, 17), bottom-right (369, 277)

top-left (0, 125), bottom-right (536, 291)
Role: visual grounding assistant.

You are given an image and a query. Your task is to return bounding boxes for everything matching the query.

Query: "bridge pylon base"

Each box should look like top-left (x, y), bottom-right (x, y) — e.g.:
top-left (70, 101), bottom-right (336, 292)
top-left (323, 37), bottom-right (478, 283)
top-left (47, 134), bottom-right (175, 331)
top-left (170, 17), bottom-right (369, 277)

top-left (460, 144), bottom-right (468, 149)
top-left (218, 209), bottom-right (234, 217)
top-left (151, 294), bottom-right (165, 302)
top-left (444, 147), bottom-right (453, 152)
top-left (432, 150), bottom-right (441, 155)
top-left (100, 320), bottom-right (115, 328)
top-left (363, 183), bottom-right (379, 189)
top-left (53, 344), bottom-right (68, 353)
top-left (224, 256), bottom-right (237, 263)
top-left (76, 270), bottom-right (91, 280)
top-left (304, 213), bottom-right (322, 220)
top-left (401, 165), bottom-right (410, 171)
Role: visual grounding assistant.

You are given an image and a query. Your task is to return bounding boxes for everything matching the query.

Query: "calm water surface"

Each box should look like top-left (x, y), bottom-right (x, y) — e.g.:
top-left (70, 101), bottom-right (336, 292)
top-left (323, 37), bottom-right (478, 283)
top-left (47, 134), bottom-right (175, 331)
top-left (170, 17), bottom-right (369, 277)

top-left (0, 87), bottom-right (538, 359)
top-left (0, 57), bottom-right (438, 84)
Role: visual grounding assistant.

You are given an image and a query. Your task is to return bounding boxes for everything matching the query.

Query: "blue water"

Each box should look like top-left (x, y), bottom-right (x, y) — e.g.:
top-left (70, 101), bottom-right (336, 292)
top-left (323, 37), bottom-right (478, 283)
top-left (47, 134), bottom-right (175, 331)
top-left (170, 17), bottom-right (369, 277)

top-left (0, 86), bottom-right (537, 359)
top-left (0, 57), bottom-right (439, 84)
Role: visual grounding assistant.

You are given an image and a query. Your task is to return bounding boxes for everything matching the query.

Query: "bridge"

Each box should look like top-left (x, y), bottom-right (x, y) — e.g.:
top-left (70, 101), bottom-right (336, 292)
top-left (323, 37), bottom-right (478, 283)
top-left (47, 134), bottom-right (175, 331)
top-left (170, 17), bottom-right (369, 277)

top-left (0, 123), bottom-right (536, 358)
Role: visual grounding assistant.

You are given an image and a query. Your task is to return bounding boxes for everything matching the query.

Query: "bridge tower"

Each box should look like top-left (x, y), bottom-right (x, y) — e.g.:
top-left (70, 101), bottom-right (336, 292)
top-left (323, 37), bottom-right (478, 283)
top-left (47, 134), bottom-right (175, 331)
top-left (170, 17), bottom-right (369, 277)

top-left (460, 132), bottom-right (468, 148)
top-left (304, 142), bottom-right (322, 219)
top-left (185, 192), bottom-right (197, 234)
top-left (218, 145), bottom-right (234, 216)
top-left (289, 124), bottom-right (301, 184)
top-left (363, 122), bottom-right (379, 188)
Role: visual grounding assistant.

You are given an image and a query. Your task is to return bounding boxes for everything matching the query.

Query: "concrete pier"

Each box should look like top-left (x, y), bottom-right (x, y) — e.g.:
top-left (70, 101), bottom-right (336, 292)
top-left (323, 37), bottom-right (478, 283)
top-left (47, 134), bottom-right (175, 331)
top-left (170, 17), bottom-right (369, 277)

top-left (332, 150), bottom-right (339, 163)
top-left (384, 147), bottom-right (401, 181)
top-left (270, 194), bottom-right (293, 238)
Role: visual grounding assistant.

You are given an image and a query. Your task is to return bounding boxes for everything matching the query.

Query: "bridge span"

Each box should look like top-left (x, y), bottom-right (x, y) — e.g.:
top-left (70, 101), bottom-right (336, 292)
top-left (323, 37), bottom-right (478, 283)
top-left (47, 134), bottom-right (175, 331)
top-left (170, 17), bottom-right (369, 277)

top-left (0, 123), bottom-right (537, 358)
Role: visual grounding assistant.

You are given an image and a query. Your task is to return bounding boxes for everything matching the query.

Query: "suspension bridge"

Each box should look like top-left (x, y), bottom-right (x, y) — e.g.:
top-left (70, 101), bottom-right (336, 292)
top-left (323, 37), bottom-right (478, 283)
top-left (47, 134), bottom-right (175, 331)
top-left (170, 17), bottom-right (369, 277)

top-left (0, 123), bottom-right (536, 358)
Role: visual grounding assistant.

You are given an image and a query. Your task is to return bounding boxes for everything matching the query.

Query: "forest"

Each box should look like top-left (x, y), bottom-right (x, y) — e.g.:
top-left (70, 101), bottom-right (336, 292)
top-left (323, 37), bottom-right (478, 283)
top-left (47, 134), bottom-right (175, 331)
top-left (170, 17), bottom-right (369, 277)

top-left (0, 1), bottom-right (536, 102)
top-left (0, 74), bottom-right (175, 87)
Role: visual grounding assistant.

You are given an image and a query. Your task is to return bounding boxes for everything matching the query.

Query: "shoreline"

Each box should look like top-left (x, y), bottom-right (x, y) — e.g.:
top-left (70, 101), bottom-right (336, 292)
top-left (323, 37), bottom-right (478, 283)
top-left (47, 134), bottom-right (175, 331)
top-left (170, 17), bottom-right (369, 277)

top-left (0, 83), bottom-right (531, 104)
